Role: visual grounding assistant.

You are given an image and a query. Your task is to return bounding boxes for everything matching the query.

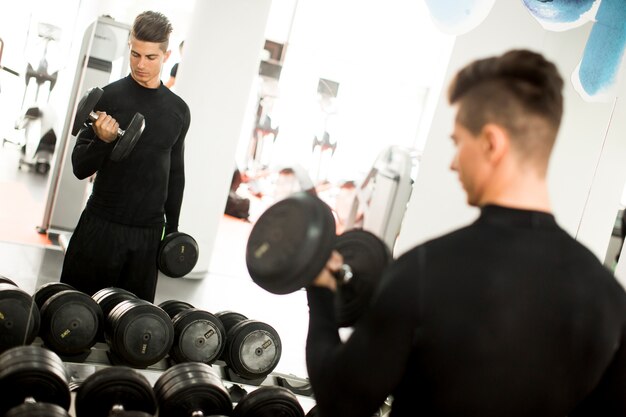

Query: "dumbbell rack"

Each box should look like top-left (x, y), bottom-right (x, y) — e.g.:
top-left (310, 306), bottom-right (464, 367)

top-left (29, 338), bottom-right (326, 416)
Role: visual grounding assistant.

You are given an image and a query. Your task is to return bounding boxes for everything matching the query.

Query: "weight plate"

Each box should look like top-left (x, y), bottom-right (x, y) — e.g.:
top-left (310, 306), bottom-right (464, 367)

top-left (107, 300), bottom-right (174, 367)
top-left (33, 282), bottom-right (75, 310)
top-left (215, 311), bottom-right (247, 361)
top-left (246, 192), bottom-right (336, 294)
top-left (5, 402), bottom-right (70, 417)
top-left (233, 386), bottom-right (304, 417)
top-left (75, 366), bottom-right (157, 417)
top-left (72, 87), bottom-right (103, 136)
top-left (110, 112), bottom-right (145, 161)
top-left (0, 284), bottom-right (40, 352)
top-left (215, 311), bottom-right (247, 334)
top-left (158, 232), bottom-right (199, 278)
top-left (0, 275), bottom-right (17, 286)
top-left (93, 287), bottom-right (137, 320)
top-left (155, 362), bottom-right (232, 417)
top-left (158, 299), bottom-right (194, 319)
top-left (40, 290), bottom-right (102, 356)
top-left (334, 229), bottom-right (392, 328)
top-left (170, 308), bottom-right (225, 364)
top-left (0, 345), bottom-right (70, 415)
top-left (225, 320), bottom-right (282, 380)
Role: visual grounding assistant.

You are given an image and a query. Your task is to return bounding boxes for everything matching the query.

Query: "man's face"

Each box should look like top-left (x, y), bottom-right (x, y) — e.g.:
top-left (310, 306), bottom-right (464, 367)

top-left (128, 36), bottom-right (171, 89)
top-left (449, 120), bottom-right (490, 207)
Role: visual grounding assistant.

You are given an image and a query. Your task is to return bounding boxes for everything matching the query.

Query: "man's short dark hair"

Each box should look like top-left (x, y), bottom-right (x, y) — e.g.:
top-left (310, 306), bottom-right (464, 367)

top-left (131, 11), bottom-right (173, 52)
top-left (448, 50), bottom-right (564, 164)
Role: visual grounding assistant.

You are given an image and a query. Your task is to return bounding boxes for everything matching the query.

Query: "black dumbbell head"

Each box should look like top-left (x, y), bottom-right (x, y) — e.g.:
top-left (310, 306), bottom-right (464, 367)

top-left (246, 192), bottom-right (336, 294)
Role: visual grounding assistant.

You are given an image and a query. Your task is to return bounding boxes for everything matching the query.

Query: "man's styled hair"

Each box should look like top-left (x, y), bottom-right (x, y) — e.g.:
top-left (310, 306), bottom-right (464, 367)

top-left (448, 50), bottom-right (564, 164)
top-left (131, 11), bottom-right (173, 52)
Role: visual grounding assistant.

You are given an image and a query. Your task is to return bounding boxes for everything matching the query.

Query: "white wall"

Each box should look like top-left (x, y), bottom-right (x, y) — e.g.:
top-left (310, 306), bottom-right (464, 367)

top-left (395, 0), bottom-right (626, 263)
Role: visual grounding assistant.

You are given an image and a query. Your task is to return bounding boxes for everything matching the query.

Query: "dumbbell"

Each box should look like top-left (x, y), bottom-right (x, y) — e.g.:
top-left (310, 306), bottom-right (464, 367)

top-left (5, 402), bottom-right (70, 416)
top-left (33, 282), bottom-right (102, 356)
top-left (233, 386), bottom-right (304, 417)
top-left (246, 191), bottom-right (392, 327)
top-left (154, 362), bottom-right (232, 417)
top-left (0, 276), bottom-right (40, 352)
top-left (158, 232), bottom-right (199, 278)
top-left (158, 299), bottom-right (226, 365)
top-left (0, 345), bottom-right (71, 416)
top-left (215, 311), bottom-right (282, 381)
top-left (103, 297), bottom-right (174, 368)
top-left (74, 366), bottom-right (157, 417)
top-left (72, 87), bottom-right (145, 161)
top-left (92, 287), bottom-right (138, 342)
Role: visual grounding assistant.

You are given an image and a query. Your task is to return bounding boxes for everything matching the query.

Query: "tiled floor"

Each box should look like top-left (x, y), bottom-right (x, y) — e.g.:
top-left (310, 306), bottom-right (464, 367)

top-left (0, 144), bottom-right (314, 410)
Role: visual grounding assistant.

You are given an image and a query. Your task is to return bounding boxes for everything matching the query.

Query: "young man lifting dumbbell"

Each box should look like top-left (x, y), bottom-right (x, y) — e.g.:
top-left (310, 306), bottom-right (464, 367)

top-left (305, 50), bottom-right (626, 416)
top-left (60, 11), bottom-right (191, 303)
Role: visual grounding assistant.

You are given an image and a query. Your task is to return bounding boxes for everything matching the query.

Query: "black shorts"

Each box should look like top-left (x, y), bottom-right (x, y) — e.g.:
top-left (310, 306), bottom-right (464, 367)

top-left (60, 210), bottom-right (163, 303)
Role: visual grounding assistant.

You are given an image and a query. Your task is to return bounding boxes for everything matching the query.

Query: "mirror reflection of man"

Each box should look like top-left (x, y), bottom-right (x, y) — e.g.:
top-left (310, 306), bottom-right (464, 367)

top-left (60, 11), bottom-right (191, 303)
top-left (305, 50), bottom-right (626, 416)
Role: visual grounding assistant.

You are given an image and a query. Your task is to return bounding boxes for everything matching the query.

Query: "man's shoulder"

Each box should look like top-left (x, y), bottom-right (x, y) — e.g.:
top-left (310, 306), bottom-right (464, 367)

top-left (161, 86), bottom-right (190, 114)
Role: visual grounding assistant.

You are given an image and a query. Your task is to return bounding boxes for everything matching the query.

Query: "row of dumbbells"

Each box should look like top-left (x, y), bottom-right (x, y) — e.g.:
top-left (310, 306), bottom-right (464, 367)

top-left (0, 276), bottom-right (282, 381)
top-left (0, 344), bottom-right (317, 417)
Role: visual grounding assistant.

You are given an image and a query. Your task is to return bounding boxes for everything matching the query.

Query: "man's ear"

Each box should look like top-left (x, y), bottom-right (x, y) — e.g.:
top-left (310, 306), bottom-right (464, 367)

top-left (163, 49), bottom-right (172, 63)
top-left (481, 123), bottom-right (509, 163)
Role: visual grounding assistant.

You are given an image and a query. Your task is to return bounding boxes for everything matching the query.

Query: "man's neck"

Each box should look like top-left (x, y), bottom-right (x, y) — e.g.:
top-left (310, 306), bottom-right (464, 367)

top-left (480, 168), bottom-right (552, 213)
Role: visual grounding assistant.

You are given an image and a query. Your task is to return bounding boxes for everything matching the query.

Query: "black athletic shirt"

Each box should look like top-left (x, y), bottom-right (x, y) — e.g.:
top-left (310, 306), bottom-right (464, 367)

top-left (306, 205), bottom-right (626, 417)
top-left (72, 75), bottom-right (190, 229)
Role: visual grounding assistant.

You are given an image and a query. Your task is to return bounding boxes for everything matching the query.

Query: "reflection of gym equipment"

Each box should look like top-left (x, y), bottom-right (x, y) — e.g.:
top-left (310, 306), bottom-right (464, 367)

top-left (310, 78), bottom-right (340, 184)
top-left (0, 345), bottom-right (72, 416)
top-left (246, 192), bottom-right (392, 327)
top-left (158, 299), bottom-right (226, 365)
top-left (158, 232), bottom-right (200, 278)
top-left (233, 386), bottom-right (305, 417)
top-left (216, 310), bottom-right (282, 382)
top-left (72, 87), bottom-right (145, 161)
top-left (0, 277), bottom-right (40, 353)
top-left (1, 24), bottom-right (61, 175)
top-left (248, 99), bottom-right (279, 171)
top-left (39, 16), bottom-right (131, 238)
top-left (0, 37), bottom-right (20, 80)
top-left (33, 282), bottom-right (102, 358)
top-left (311, 130), bottom-right (337, 184)
top-left (21, 23), bottom-right (61, 107)
top-left (345, 146), bottom-right (420, 251)
top-left (154, 362), bottom-right (233, 417)
top-left (74, 366), bottom-right (158, 417)
top-left (2, 104), bottom-right (58, 175)
top-left (274, 164), bottom-right (316, 201)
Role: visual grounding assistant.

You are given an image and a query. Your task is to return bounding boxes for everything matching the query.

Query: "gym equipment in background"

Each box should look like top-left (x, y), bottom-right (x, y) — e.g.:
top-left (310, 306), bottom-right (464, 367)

top-left (343, 145), bottom-right (419, 251)
top-left (246, 192), bottom-right (392, 327)
top-left (72, 87), bottom-right (145, 161)
top-left (39, 16), bottom-right (131, 239)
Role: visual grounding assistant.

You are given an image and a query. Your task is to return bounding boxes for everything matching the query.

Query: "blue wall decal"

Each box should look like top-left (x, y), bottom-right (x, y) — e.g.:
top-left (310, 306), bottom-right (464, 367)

top-left (577, 0), bottom-right (626, 98)
top-left (423, 0), bottom-right (496, 35)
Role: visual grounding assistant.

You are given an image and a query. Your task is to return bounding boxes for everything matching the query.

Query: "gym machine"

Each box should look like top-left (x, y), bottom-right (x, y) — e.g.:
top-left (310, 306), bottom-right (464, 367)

top-left (38, 16), bottom-right (130, 242)
top-left (344, 145), bottom-right (420, 251)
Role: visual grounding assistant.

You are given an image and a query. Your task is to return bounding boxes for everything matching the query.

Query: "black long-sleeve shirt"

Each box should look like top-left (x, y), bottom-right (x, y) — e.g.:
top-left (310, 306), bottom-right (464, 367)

top-left (307, 205), bottom-right (626, 417)
top-left (72, 75), bottom-right (190, 229)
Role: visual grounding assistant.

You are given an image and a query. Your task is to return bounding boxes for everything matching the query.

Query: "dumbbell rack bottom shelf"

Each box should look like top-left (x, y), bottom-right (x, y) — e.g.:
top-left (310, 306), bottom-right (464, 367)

top-left (28, 339), bottom-right (325, 414)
